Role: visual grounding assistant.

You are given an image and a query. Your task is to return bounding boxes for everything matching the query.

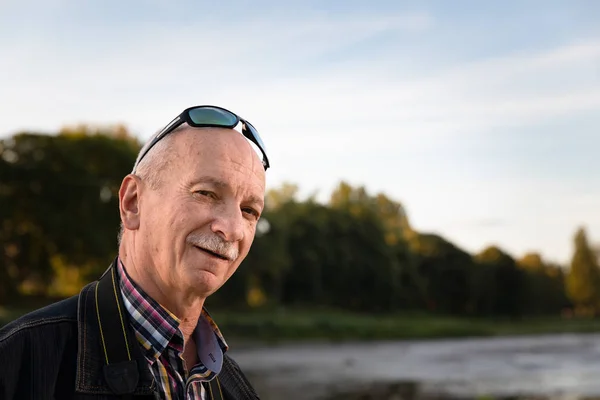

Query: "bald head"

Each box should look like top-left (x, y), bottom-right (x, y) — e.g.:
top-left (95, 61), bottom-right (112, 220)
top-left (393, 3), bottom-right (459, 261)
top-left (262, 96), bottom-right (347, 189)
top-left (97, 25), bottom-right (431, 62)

top-left (134, 124), bottom-right (265, 190)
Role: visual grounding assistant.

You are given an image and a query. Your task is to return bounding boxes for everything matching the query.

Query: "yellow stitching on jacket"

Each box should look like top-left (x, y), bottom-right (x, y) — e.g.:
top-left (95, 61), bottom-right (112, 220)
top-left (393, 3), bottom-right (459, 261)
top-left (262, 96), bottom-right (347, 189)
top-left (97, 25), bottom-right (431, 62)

top-left (216, 377), bottom-right (224, 399)
top-left (95, 282), bottom-right (110, 364)
top-left (111, 268), bottom-right (131, 360)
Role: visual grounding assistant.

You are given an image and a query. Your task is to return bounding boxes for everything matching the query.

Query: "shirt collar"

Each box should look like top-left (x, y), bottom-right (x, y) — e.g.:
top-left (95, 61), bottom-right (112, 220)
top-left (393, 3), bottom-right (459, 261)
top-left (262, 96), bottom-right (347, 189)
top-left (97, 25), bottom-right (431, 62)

top-left (116, 258), bottom-right (228, 370)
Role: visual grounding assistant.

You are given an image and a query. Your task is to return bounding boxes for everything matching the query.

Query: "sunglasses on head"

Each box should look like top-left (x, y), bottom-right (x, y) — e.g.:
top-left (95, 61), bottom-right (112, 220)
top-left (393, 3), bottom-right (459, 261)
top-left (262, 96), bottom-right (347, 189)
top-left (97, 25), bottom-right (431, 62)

top-left (131, 105), bottom-right (270, 173)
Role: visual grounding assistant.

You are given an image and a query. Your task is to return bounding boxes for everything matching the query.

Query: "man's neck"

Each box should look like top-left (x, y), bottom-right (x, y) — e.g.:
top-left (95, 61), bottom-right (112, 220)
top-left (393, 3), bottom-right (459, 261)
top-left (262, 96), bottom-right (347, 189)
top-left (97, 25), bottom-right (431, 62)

top-left (118, 247), bottom-right (204, 344)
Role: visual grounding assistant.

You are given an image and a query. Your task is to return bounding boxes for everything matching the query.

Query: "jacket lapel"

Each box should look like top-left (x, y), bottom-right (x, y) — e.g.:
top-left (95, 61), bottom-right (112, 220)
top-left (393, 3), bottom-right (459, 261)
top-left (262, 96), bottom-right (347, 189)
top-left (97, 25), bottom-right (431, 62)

top-left (75, 259), bottom-right (155, 396)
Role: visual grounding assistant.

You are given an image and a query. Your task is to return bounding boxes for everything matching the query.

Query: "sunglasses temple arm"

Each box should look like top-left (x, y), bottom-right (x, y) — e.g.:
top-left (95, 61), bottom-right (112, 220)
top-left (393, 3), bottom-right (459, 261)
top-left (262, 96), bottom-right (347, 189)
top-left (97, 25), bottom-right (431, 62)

top-left (132, 116), bottom-right (184, 173)
top-left (241, 124), bottom-right (269, 169)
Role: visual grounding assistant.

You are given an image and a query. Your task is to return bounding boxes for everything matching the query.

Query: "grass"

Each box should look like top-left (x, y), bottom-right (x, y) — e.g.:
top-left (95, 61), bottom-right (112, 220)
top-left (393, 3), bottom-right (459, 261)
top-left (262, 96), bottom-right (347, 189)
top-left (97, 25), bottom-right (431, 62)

top-left (209, 308), bottom-right (600, 343)
top-left (4, 304), bottom-right (600, 342)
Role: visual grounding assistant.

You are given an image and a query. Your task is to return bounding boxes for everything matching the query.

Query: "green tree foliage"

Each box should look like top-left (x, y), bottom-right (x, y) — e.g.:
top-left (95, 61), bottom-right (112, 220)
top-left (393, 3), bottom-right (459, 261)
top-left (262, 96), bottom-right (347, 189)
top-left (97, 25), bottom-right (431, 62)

top-left (409, 234), bottom-right (473, 314)
top-left (566, 227), bottom-right (600, 313)
top-left (517, 253), bottom-right (569, 315)
top-left (473, 246), bottom-right (527, 318)
top-left (329, 181), bottom-right (413, 244)
top-left (0, 129), bottom-right (574, 318)
top-left (328, 182), bottom-right (415, 311)
top-left (0, 128), bottom-right (140, 301)
top-left (283, 202), bottom-right (398, 311)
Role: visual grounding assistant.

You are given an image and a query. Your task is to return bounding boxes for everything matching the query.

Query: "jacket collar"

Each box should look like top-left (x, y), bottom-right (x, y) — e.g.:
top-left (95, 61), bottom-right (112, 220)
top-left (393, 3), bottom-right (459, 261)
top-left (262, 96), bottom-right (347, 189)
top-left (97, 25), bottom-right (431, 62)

top-left (75, 259), bottom-right (155, 395)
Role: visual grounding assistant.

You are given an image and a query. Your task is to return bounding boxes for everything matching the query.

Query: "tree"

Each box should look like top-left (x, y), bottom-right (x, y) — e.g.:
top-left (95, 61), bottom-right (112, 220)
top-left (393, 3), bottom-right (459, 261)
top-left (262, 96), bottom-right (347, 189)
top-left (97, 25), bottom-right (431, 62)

top-left (265, 182), bottom-right (299, 209)
top-left (474, 246), bottom-right (527, 317)
top-left (566, 227), bottom-right (600, 314)
top-left (409, 233), bottom-right (473, 314)
top-left (0, 129), bottom-right (140, 301)
top-left (328, 182), bottom-right (416, 311)
top-left (517, 253), bottom-right (569, 315)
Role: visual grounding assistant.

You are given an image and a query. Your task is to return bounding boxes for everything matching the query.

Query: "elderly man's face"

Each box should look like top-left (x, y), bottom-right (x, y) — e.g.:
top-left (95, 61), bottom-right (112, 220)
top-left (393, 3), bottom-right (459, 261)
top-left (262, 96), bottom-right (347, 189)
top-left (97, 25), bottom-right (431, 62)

top-left (138, 127), bottom-right (266, 297)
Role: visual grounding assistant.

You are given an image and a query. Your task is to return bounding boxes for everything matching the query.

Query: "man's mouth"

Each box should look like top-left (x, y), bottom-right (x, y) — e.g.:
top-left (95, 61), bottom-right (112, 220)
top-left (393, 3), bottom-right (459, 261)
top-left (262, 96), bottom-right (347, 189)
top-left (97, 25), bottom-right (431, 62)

top-left (194, 245), bottom-right (229, 261)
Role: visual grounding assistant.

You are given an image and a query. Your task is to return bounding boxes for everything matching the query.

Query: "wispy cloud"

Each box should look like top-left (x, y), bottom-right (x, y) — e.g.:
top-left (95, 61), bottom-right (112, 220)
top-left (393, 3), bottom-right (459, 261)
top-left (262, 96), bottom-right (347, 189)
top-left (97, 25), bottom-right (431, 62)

top-left (0, 8), bottom-right (436, 134)
top-left (0, 1), bottom-right (599, 262)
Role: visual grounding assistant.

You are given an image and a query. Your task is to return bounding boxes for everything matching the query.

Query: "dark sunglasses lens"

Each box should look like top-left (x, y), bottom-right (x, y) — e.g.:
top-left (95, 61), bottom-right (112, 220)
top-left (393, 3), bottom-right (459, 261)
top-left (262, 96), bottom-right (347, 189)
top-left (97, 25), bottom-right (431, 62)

top-left (188, 107), bottom-right (237, 126)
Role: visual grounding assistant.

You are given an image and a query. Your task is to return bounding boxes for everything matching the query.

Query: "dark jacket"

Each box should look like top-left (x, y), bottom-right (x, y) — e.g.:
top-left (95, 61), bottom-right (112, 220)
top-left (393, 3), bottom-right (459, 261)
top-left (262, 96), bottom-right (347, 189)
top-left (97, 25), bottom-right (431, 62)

top-left (0, 262), bottom-right (260, 400)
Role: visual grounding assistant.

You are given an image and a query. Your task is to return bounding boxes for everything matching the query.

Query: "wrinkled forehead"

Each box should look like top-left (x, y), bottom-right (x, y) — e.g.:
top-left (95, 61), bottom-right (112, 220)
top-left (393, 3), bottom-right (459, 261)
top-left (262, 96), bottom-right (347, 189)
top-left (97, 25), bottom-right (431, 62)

top-left (135, 122), bottom-right (265, 172)
top-left (172, 127), bottom-right (266, 184)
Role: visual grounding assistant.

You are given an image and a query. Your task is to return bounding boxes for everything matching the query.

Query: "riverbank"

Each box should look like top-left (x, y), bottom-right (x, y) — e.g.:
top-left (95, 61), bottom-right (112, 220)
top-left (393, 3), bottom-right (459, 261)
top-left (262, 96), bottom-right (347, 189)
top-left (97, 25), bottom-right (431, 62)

top-left (212, 309), bottom-right (600, 342)
top-left (3, 306), bottom-right (600, 341)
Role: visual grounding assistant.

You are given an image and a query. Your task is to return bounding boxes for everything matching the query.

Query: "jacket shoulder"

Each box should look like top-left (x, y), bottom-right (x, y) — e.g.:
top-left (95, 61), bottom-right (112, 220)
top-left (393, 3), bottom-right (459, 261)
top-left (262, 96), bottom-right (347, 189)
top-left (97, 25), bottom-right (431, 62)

top-left (0, 294), bottom-right (79, 343)
top-left (220, 353), bottom-right (261, 399)
top-left (0, 294), bottom-right (82, 400)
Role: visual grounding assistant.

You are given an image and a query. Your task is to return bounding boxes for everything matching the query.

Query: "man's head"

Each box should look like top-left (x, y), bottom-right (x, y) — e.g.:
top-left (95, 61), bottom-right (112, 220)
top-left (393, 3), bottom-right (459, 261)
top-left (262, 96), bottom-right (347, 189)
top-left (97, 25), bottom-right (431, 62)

top-left (118, 113), bottom-right (267, 299)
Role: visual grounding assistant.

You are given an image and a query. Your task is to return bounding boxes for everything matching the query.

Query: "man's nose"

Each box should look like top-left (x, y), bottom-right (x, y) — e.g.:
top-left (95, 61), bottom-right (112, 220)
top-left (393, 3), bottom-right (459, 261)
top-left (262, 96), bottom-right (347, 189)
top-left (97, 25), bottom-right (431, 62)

top-left (210, 205), bottom-right (245, 243)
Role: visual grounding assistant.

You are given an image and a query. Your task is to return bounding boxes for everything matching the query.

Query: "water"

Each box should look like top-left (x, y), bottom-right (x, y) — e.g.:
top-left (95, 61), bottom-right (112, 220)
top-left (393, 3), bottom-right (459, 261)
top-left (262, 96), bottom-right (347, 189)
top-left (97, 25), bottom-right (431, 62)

top-left (230, 333), bottom-right (600, 400)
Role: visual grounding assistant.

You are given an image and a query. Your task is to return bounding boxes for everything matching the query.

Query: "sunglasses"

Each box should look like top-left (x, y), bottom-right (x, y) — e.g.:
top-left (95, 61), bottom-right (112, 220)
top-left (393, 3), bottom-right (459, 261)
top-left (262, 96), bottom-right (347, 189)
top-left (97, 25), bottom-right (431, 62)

top-left (131, 105), bottom-right (270, 173)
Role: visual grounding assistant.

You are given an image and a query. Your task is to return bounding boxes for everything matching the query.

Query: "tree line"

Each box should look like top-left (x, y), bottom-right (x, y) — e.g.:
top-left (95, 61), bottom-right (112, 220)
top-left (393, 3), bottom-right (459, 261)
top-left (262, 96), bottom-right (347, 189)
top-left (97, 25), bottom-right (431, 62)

top-left (1, 127), bottom-right (598, 317)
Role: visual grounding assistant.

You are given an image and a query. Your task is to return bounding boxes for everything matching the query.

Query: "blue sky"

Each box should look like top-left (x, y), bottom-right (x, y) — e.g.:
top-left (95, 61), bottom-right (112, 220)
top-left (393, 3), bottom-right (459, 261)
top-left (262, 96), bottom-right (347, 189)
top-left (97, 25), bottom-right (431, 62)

top-left (1, 0), bottom-right (599, 263)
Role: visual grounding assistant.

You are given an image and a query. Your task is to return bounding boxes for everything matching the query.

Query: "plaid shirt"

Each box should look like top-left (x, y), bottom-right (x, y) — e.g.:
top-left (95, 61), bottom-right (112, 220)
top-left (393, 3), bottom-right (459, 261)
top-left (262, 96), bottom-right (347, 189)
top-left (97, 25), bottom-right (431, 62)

top-left (116, 259), bottom-right (228, 399)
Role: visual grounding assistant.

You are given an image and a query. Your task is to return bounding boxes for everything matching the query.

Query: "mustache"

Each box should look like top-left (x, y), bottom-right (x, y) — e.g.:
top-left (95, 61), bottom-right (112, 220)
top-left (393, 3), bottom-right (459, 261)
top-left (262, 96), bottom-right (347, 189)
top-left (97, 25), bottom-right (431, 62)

top-left (186, 233), bottom-right (239, 261)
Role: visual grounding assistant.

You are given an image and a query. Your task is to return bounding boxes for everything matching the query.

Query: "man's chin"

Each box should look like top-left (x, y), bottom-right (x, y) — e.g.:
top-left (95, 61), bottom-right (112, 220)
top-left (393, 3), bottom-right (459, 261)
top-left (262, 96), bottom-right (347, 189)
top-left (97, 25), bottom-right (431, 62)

top-left (189, 269), bottom-right (223, 296)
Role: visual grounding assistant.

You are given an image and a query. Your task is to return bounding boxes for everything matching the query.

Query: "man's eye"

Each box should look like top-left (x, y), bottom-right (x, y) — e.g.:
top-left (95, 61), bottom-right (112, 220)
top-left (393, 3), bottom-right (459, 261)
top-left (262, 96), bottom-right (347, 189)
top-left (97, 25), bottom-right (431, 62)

top-left (242, 207), bottom-right (260, 218)
top-left (196, 190), bottom-right (216, 199)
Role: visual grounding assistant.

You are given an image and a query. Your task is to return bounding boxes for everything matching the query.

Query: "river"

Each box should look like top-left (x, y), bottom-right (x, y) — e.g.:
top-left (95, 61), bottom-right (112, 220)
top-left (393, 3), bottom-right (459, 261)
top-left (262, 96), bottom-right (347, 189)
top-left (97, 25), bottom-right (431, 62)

top-left (230, 333), bottom-right (600, 400)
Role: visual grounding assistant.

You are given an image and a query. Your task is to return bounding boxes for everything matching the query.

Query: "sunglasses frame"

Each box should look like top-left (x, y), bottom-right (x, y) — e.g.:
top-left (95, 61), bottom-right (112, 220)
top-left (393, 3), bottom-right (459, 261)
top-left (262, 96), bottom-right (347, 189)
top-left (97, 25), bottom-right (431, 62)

top-left (131, 105), bottom-right (270, 173)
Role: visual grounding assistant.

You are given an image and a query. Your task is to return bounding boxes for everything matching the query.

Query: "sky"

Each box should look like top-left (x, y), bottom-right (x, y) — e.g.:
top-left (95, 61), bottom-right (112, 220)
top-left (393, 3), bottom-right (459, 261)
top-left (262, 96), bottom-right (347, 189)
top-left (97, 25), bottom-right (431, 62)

top-left (1, 0), bottom-right (599, 264)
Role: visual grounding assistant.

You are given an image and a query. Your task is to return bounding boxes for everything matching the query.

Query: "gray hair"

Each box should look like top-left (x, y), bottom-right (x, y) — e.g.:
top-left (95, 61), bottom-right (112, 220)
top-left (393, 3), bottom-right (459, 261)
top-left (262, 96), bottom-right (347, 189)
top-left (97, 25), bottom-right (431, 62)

top-left (117, 124), bottom-right (189, 245)
top-left (134, 124), bottom-right (189, 189)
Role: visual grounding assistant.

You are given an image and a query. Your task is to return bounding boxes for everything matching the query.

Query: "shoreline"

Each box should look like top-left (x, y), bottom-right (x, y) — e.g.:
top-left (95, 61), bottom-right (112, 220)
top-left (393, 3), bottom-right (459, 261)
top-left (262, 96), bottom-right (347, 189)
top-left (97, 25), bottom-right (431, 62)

top-left (212, 309), bottom-right (600, 343)
top-left (4, 306), bottom-right (600, 342)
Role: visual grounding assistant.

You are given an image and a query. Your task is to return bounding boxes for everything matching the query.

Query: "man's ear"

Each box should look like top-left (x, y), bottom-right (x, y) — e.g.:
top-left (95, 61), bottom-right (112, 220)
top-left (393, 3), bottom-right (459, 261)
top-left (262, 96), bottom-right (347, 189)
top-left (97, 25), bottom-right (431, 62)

top-left (119, 174), bottom-right (142, 231)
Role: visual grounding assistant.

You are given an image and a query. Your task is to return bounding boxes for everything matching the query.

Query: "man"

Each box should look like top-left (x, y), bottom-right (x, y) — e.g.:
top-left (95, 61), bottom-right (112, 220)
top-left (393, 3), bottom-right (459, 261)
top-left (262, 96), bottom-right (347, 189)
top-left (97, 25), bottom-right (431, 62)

top-left (0, 105), bottom-right (269, 399)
